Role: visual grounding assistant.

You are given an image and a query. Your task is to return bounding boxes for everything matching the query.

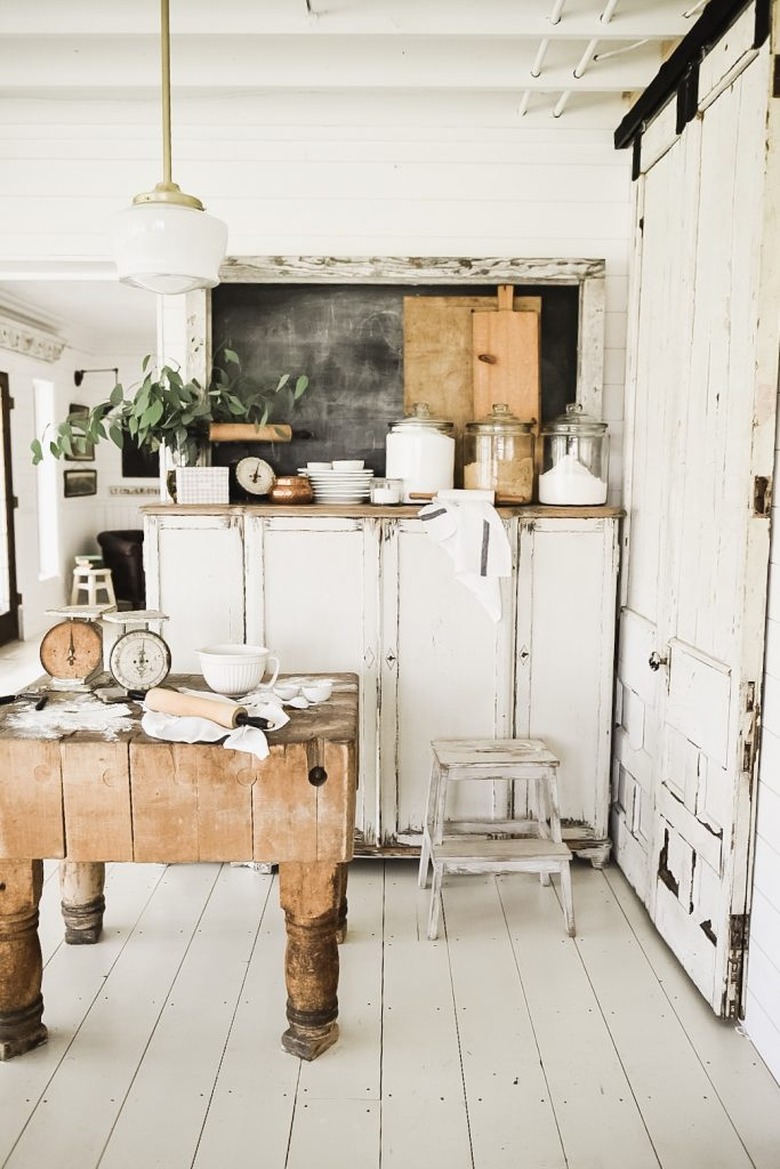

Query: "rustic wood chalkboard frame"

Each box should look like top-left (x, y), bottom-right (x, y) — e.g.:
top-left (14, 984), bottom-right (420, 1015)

top-left (186, 255), bottom-right (605, 418)
top-left (185, 259), bottom-right (605, 475)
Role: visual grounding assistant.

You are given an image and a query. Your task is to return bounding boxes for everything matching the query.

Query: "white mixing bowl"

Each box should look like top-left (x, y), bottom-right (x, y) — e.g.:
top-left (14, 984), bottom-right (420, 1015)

top-left (196, 644), bottom-right (279, 695)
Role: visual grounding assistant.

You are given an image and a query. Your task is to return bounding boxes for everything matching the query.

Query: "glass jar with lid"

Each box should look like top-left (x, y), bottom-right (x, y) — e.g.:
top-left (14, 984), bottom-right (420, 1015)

top-left (463, 403), bottom-right (535, 504)
top-left (538, 403), bottom-right (609, 506)
top-left (385, 402), bottom-right (455, 503)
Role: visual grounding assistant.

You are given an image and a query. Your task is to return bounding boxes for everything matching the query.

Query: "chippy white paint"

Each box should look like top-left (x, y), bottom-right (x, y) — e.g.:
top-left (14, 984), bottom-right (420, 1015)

top-left (614, 22), bottom-right (779, 1022)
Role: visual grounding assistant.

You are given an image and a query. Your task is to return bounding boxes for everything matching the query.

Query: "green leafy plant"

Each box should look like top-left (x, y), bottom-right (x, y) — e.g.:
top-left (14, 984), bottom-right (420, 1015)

top-left (30, 347), bottom-right (309, 466)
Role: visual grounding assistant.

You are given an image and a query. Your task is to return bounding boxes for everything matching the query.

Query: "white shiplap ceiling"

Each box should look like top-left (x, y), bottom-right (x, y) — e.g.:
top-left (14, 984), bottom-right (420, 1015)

top-left (1, 0), bottom-right (695, 113)
top-left (0, 0), bottom-right (699, 350)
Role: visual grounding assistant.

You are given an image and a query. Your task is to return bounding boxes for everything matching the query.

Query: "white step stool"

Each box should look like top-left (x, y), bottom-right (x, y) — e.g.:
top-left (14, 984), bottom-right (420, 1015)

top-left (418, 738), bottom-right (575, 940)
top-left (70, 565), bottom-right (116, 608)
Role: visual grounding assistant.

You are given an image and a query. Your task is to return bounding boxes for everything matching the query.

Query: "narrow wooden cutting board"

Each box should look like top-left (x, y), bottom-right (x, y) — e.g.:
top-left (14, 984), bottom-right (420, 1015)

top-left (403, 293), bottom-right (541, 481)
top-left (471, 285), bottom-right (541, 428)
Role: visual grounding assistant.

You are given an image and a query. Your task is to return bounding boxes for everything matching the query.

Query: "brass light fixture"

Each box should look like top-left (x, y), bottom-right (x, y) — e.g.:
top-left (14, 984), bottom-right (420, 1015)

top-left (109, 0), bottom-right (228, 294)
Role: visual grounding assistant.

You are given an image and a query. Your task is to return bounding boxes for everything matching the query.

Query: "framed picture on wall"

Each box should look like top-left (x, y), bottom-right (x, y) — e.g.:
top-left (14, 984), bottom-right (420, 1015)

top-left (63, 468), bottom-right (97, 498)
top-left (64, 402), bottom-right (95, 461)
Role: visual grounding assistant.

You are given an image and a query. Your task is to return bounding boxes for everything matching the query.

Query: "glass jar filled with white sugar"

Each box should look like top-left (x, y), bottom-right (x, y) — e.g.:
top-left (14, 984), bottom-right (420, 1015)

top-left (538, 403), bottom-right (609, 506)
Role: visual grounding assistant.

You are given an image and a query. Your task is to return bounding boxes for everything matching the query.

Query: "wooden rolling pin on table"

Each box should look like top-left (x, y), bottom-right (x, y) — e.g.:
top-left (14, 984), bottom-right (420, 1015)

top-left (143, 686), bottom-right (270, 729)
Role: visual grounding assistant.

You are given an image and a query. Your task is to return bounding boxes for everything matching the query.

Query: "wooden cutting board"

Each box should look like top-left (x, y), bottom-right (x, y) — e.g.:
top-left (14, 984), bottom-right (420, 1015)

top-left (471, 285), bottom-right (541, 428)
top-left (403, 293), bottom-right (541, 482)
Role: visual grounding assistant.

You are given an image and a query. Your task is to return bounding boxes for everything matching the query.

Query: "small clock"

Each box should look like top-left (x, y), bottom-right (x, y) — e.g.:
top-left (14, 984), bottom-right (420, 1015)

top-left (108, 628), bottom-right (171, 691)
top-left (40, 619), bottom-right (104, 688)
top-left (234, 456), bottom-right (275, 499)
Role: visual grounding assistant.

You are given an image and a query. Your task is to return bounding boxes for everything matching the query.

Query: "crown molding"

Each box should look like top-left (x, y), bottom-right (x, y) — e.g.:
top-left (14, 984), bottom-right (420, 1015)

top-left (0, 303), bottom-right (66, 362)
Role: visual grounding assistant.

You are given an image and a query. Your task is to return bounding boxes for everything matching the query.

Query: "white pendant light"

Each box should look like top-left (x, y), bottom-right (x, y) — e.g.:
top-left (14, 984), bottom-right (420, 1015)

top-left (109, 0), bottom-right (228, 293)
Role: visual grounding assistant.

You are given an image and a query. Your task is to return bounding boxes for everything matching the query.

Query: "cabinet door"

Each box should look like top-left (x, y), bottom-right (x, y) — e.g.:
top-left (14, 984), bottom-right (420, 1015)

top-left (143, 514), bottom-right (246, 672)
top-left (383, 518), bottom-right (515, 845)
top-left (515, 517), bottom-right (618, 861)
top-left (251, 515), bottom-right (381, 848)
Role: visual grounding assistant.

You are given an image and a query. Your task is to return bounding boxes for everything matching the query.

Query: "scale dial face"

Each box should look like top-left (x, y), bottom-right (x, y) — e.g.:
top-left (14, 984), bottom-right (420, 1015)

top-left (40, 620), bottom-right (103, 682)
top-left (109, 629), bottom-right (171, 691)
top-left (235, 457), bottom-right (275, 497)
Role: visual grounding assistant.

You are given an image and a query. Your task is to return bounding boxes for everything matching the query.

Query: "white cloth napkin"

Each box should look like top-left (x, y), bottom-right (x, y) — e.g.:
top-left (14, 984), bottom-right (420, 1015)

top-left (140, 691), bottom-right (289, 762)
top-left (418, 498), bottom-right (512, 622)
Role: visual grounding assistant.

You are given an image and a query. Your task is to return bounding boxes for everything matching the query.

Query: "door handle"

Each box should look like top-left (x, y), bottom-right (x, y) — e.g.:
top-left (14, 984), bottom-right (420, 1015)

top-left (648, 650), bottom-right (669, 672)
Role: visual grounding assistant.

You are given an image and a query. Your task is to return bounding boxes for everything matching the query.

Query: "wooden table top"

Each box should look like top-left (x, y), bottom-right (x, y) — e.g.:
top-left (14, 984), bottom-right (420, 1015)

top-left (0, 672), bottom-right (359, 746)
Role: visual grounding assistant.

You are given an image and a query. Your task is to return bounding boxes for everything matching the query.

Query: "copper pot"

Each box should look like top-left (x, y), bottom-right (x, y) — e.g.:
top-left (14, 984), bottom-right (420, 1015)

top-left (267, 475), bottom-right (314, 504)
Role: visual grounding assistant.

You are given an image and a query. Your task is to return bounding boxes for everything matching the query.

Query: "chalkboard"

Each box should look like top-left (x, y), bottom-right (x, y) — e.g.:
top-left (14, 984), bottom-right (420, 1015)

top-left (211, 282), bottom-right (578, 477)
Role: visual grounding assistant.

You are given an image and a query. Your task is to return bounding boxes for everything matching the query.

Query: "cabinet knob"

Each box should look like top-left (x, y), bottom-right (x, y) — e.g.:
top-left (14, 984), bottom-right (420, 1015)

top-left (308, 766), bottom-right (328, 787)
top-left (648, 650), bottom-right (668, 672)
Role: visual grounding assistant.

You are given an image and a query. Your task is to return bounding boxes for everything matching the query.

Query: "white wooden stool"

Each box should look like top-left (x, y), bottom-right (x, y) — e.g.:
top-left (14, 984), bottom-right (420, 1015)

top-left (70, 565), bottom-right (116, 608)
top-left (418, 738), bottom-right (575, 940)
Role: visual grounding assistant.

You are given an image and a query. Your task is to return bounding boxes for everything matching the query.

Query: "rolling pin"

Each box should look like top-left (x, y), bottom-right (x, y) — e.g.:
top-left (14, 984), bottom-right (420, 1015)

top-left (143, 687), bottom-right (270, 730)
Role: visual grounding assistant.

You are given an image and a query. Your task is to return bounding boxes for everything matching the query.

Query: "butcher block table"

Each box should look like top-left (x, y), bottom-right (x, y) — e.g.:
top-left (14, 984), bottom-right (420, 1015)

top-left (0, 673), bottom-right (358, 1062)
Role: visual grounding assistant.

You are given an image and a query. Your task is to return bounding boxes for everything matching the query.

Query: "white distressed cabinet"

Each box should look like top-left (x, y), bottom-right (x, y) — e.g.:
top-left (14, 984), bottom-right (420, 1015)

top-left (143, 506), bottom-right (619, 859)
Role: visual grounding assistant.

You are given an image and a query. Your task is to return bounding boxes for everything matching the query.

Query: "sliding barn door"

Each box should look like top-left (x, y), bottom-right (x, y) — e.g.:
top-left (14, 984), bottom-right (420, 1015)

top-left (613, 38), bottom-right (778, 1016)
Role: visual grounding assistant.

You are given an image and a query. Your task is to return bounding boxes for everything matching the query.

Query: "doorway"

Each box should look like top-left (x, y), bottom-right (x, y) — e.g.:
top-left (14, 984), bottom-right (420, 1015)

top-left (0, 371), bottom-right (19, 645)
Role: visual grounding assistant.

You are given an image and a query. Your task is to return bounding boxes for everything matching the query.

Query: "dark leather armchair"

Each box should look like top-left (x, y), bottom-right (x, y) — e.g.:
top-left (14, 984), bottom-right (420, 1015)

top-left (96, 530), bottom-right (145, 610)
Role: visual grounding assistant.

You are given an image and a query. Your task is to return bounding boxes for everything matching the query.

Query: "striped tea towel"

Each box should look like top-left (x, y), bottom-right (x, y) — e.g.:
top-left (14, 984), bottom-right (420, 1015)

top-left (418, 498), bottom-right (512, 622)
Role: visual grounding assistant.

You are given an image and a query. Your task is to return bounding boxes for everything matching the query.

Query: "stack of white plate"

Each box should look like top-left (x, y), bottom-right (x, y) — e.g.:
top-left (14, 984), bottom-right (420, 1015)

top-left (298, 467), bottom-right (374, 503)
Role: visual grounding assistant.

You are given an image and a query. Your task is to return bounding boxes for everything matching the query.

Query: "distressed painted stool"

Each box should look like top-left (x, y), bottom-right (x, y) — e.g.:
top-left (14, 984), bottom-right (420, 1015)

top-left (70, 564), bottom-right (116, 607)
top-left (417, 738), bottom-right (576, 940)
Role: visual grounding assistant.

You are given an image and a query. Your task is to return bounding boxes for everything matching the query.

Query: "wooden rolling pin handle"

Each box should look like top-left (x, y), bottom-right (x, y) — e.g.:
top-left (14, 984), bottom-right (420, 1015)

top-left (477, 353), bottom-right (497, 364)
top-left (144, 687), bottom-right (245, 729)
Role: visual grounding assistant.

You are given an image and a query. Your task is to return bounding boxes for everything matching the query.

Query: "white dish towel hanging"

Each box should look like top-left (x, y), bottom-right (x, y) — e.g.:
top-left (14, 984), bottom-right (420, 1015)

top-left (418, 497), bottom-right (512, 622)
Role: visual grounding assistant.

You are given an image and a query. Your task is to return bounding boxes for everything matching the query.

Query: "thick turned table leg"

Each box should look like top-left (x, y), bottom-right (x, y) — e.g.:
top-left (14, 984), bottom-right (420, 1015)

top-left (0, 859), bottom-right (47, 1060)
top-left (278, 861), bottom-right (343, 1060)
top-left (335, 861), bottom-right (349, 944)
top-left (59, 861), bottom-right (106, 944)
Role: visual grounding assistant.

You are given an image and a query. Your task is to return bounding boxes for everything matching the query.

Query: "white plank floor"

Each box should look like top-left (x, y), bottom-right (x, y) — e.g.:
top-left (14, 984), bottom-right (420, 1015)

top-left (1, 859), bottom-right (779, 1169)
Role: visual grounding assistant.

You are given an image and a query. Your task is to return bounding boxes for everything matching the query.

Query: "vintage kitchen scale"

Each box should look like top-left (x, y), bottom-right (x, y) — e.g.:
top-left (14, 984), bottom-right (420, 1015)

top-left (102, 610), bottom-right (172, 691)
top-left (39, 606), bottom-right (172, 691)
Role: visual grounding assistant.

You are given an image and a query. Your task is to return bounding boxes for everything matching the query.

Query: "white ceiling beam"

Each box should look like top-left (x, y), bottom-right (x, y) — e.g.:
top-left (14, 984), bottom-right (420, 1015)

top-left (0, 35), bottom-right (671, 95)
top-left (0, 4), bottom-right (693, 40)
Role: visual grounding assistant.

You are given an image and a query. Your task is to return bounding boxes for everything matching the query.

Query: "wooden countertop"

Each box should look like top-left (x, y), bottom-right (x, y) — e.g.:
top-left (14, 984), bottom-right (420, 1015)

top-left (141, 502), bottom-right (624, 520)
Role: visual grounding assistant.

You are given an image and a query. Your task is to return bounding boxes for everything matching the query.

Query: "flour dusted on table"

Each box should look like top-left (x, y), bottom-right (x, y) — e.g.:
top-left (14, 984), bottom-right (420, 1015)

top-left (5, 694), bottom-right (136, 740)
top-left (538, 452), bottom-right (607, 505)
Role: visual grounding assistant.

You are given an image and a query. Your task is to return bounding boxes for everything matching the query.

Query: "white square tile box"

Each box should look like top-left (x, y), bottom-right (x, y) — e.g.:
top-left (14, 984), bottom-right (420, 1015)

top-left (175, 467), bottom-right (230, 505)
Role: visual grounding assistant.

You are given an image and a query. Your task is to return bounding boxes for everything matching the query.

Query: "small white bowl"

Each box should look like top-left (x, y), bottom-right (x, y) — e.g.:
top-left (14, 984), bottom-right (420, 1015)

top-left (306, 461), bottom-right (332, 471)
top-left (274, 682), bottom-right (301, 701)
top-left (196, 644), bottom-right (279, 696)
top-left (301, 680), bottom-right (333, 703)
top-left (331, 459), bottom-right (364, 472)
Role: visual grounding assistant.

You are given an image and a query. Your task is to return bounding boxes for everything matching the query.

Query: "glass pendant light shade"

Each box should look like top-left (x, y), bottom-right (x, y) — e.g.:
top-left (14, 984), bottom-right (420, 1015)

top-left (109, 0), bottom-right (228, 294)
top-left (110, 194), bottom-right (228, 294)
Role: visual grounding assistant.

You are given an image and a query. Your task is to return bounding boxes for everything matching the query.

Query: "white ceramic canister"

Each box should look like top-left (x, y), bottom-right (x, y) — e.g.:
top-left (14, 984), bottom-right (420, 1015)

top-left (385, 403), bottom-right (455, 503)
